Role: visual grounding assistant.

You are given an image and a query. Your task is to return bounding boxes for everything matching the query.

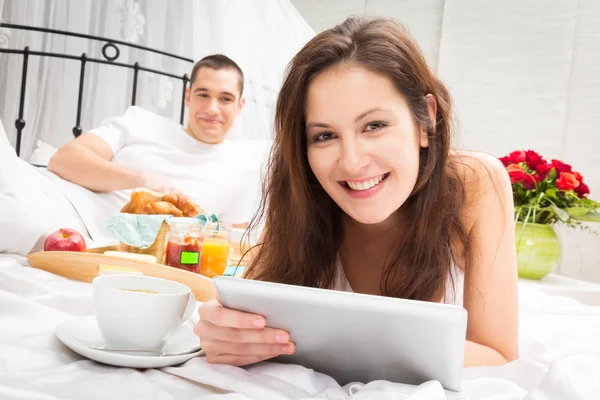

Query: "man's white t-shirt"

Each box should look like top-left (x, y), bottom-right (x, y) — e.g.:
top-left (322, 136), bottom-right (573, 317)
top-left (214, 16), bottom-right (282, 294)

top-left (88, 106), bottom-right (270, 225)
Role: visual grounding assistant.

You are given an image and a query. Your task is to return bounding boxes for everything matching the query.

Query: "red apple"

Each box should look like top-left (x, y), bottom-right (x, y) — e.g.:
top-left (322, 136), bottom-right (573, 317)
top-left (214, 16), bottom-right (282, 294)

top-left (44, 228), bottom-right (87, 252)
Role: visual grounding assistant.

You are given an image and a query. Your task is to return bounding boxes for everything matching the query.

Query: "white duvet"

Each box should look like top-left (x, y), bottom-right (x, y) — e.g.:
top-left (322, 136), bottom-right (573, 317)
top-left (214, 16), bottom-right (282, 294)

top-left (1, 254), bottom-right (599, 400)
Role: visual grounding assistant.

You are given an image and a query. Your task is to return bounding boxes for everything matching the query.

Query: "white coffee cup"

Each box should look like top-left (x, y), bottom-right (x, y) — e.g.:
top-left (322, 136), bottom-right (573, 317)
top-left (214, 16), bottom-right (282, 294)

top-left (93, 275), bottom-right (196, 351)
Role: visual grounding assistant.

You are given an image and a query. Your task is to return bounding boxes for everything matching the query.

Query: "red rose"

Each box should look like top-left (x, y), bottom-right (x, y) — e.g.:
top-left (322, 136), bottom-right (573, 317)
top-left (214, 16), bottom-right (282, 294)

top-left (509, 150), bottom-right (526, 164)
top-left (575, 182), bottom-right (590, 198)
top-left (556, 172), bottom-right (580, 191)
top-left (521, 175), bottom-right (537, 190)
top-left (499, 156), bottom-right (512, 167)
top-left (525, 150), bottom-right (546, 170)
top-left (507, 163), bottom-right (522, 177)
top-left (551, 159), bottom-right (572, 174)
top-left (507, 164), bottom-right (536, 190)
top-left (535, 163), bottom-right (553, 179)
top-left (573, 171), bottom-right (584, 182)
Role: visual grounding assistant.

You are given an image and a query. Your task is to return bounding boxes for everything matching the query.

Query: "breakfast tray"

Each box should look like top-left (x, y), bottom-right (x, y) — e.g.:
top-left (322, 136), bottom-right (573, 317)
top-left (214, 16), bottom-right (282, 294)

top-left (26, 249), bottom-right (215, 302)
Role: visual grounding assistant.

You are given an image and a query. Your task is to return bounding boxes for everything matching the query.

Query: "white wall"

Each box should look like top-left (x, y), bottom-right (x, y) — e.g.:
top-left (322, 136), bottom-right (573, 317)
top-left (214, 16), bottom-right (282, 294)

top-left (290, 0), bottom-right (445, 69)
top-left (291, 0), bottom-right (600, 282)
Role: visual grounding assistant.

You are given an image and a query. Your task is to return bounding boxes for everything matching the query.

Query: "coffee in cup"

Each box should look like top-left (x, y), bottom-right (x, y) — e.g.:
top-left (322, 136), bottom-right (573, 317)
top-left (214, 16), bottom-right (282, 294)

top-left (93, 275), bottom-right (196, 351)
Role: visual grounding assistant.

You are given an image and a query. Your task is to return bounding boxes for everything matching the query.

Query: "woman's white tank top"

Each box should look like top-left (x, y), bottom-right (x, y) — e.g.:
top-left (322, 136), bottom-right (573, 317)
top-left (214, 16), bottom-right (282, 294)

top-left (332, 256), bottom-right (464, 306)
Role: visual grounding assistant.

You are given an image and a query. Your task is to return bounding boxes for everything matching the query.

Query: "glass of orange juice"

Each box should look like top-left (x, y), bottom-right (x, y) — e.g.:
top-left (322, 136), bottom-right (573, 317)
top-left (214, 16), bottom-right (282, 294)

top-left (199, 222), bottom-right (232, 278)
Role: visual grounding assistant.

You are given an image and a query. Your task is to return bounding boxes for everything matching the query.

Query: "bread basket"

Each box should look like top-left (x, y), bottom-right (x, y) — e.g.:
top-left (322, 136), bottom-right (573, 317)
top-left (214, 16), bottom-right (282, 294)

top-left (118, 220), bottom-right (170, 263)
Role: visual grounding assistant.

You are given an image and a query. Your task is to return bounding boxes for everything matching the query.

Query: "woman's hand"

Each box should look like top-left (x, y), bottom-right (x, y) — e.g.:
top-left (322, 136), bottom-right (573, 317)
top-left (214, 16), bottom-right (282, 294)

top-left (194, 298), bottom-right (295, 366)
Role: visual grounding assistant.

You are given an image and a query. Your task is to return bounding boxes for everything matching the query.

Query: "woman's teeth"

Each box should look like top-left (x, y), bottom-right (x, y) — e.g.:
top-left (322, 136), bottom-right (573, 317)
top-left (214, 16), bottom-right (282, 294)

top-left (345, 174), bottom-right (387, 191)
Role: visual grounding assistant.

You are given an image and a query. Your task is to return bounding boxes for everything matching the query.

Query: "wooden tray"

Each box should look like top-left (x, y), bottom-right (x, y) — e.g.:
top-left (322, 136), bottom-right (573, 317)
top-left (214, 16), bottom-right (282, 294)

top-left (26, 250), bottom-right (215, 302)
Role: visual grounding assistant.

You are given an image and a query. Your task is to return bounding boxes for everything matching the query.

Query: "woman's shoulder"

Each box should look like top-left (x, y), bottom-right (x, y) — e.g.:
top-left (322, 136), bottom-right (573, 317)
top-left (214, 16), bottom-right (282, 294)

top-left (450, 149), bottom-right (510, 191)
top-left (449, 149), bottom-right (513, 231)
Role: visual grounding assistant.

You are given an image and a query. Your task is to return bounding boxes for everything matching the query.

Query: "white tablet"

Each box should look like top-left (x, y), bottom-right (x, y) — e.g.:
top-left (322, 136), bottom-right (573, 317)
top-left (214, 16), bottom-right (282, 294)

top-left (213, 276), bottom-right (467, 392)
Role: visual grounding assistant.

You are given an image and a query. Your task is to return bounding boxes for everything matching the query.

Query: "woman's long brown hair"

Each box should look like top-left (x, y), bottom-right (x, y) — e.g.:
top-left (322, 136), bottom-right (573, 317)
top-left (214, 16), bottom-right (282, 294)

top-left (243, 16), bottom-right (469, 302)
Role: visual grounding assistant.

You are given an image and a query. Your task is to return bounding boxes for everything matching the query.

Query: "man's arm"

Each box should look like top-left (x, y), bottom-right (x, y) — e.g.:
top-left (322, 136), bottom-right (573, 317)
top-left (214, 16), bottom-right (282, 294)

top-left (47, 133), bottom-right (148, 193)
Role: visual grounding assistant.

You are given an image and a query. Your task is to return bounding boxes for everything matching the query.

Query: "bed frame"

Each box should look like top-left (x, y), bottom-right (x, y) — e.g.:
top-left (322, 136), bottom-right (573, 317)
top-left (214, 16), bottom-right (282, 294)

top-left (0, 22), bottom-right (193, 159)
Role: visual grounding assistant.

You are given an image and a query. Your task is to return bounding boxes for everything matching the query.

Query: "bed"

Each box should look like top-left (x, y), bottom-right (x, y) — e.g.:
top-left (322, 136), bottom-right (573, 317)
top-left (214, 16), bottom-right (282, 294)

top-left (1, 23), bottom-right (600, 400)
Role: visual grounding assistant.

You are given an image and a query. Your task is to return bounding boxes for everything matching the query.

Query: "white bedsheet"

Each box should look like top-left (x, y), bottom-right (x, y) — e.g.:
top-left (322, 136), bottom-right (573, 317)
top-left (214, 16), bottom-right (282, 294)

top-left (1, 254), bottom-right (600, 400)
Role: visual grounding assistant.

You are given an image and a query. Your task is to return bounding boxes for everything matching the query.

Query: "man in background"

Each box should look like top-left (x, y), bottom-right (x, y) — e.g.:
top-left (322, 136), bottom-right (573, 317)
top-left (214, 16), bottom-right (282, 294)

top-left (48, 54), bottom-right (266, 228)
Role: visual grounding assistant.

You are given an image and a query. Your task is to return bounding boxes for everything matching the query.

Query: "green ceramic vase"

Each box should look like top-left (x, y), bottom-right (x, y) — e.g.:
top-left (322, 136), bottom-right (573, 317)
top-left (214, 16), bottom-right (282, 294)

top-left (515, 222), bottom-right (561, 279)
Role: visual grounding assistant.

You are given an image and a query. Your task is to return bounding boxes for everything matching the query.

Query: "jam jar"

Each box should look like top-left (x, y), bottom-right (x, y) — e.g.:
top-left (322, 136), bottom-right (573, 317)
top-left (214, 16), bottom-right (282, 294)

top-left (165, 219), bottom-right (204, 273)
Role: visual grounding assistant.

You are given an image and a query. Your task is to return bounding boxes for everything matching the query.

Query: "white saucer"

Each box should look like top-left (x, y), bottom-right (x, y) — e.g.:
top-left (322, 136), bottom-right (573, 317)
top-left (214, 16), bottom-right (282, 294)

top-left (55, 316), bottom-right (203, 369)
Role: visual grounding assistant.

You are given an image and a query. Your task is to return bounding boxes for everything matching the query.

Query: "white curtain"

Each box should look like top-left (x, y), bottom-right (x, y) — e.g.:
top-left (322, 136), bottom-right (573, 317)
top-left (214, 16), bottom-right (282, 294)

top-left (0, 0), bottom-right (315, 159)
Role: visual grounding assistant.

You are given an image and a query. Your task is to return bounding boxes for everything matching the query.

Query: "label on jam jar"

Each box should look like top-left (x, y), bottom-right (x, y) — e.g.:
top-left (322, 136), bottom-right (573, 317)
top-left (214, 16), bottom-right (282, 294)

top-left (165, 236), bottom-right (203, 273)
top-left (180, 251), bottom-right (199, 265)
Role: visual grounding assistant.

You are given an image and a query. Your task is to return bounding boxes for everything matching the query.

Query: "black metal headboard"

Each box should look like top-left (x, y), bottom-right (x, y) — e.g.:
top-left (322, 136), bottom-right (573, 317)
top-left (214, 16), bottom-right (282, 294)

top-left (0, 23), bottom-right (193, 157)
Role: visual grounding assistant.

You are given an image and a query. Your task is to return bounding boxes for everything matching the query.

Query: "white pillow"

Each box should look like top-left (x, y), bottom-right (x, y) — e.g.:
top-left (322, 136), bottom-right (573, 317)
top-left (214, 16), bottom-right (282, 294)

top-left (0, 120), bottom-right (92, 255)
top-left (29, 140), bottom-right (59, 166)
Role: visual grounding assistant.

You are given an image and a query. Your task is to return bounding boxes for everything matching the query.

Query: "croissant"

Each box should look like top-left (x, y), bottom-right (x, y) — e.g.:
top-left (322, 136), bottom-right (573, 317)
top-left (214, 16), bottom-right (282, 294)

top-left (162, 194), bottom-right (204, 217)
top-left (120, 188), bottom-right (203, 218)
top-left (143, 201), bottom-right (184, 217)
top-left (120, 188), bottom-right (164, 214)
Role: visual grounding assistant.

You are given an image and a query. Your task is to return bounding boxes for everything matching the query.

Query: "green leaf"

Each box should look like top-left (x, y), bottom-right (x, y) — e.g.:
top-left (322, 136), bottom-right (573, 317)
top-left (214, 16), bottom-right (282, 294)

top-left (545, 188), bottom-right (558, 200)
top-left (565, 207), bottom-right (590, 217)
top-left (564, 191), bottom-right (580, 203)
top-left (551, 204), bottom-right (570, 222)
top-left (572, 211), bottom-right (600, 223)
top-left (579, 198), bottom-right (600, 209)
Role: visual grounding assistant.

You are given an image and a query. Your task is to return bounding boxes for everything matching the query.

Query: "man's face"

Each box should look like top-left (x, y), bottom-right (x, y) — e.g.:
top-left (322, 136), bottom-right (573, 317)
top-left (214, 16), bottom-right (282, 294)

top-left (185, 67), bottom-right (245, 144)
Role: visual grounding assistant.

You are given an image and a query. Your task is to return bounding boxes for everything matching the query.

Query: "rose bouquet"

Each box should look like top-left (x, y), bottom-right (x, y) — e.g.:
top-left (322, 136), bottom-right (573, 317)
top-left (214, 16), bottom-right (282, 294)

top-left (499, 150), bottom-right (600, 229)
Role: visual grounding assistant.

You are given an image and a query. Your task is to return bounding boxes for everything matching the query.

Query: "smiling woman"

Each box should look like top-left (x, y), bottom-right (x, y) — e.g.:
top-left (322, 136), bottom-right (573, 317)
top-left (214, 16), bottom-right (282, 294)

top-left (305, 67), bottom-right (432, 224)
top-left (195, 16), bottom-right (519, 369)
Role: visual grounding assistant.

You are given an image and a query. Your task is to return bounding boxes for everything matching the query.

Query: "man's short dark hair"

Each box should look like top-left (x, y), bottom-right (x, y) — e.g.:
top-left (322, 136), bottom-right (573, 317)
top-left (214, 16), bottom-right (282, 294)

top-left (189, 54), bottom-right (244, 96)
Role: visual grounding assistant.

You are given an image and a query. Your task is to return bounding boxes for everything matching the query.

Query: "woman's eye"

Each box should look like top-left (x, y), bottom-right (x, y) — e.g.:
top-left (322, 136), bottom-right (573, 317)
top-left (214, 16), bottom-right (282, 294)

top-left (364, 121), bottom-right (387, 131)
top-left (313, 132), bottom-right (334, 142)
